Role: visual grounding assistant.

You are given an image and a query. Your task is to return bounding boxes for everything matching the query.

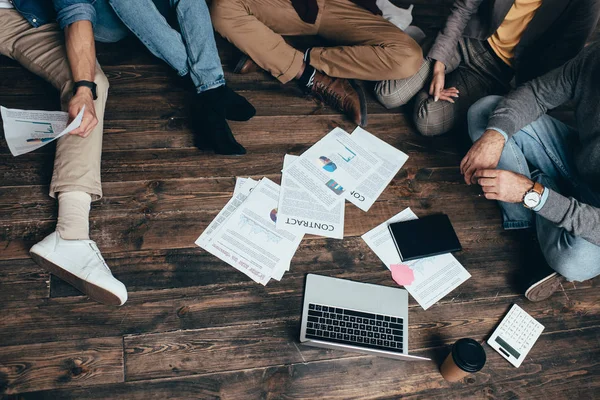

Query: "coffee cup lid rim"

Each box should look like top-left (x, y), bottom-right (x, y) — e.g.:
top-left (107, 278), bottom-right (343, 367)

top-left (452, 338), bottom-right (486, 373)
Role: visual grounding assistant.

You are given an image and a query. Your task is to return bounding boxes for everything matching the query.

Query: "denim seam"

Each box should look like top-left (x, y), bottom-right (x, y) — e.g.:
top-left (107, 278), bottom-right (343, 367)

top-left (503, 220), bottom-right (532, 230)
top-left (197, 79), bottom-right (225, 93)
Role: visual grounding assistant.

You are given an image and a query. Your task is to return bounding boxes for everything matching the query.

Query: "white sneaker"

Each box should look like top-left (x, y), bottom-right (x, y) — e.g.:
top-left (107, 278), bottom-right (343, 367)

top-left (30, 232), bottom-right (128, 306)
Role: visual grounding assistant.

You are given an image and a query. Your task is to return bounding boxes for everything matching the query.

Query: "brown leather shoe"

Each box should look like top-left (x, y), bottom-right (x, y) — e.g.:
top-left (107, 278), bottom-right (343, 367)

top-left (234, 54), bottom-right (261, 74)
top-left (310, 71), bottom-right (368, 127)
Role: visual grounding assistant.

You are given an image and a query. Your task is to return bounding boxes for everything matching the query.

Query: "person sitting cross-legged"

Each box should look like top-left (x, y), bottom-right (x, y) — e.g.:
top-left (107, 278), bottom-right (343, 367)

top-left (210, 0), bottom-right (424, 127)
top-left (375, 0), bottom-right (600, 137)
top-left (462, 42), bottom-right (600, 301)
top-left (1, 0), bottom-right (127, 305)
top-left (100, 0), bottom-right (256, 155)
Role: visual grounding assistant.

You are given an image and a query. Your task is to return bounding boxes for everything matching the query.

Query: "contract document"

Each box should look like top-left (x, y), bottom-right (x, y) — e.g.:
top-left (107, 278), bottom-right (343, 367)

top-left (362, 208), bottom-right (471, 310)
top-left (202, 178), bottom-right (303, 285)
top-left (280, 127), bottom-right (381, 210)
top-left (195, 177), bottom-right (258, 248)
top-left (1, 106), bottom-right (85, 156)
top-left (346, 127), bottom-right (409, 211)
top-left (277, 154), bottom-right (345, 239)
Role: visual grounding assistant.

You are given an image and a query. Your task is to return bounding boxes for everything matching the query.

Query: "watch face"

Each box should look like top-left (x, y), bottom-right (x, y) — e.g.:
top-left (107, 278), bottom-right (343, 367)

top-left (524, 192), bottom-right (541, 208)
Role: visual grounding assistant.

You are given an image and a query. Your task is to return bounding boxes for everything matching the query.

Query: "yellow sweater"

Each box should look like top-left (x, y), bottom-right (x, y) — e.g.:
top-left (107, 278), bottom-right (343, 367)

top-left (488, 0), bottom-right (543, 65)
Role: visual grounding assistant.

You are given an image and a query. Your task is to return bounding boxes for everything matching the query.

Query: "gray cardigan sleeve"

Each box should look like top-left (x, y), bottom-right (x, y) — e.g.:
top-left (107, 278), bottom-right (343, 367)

top-left (537, 190), bottom-right (600, 246)
top-left (485, 53), bottom-right (600, 245)
top-left (486, 52), bottom-right (581, 137)
top-left (428, 0), bottom-right (484, 68)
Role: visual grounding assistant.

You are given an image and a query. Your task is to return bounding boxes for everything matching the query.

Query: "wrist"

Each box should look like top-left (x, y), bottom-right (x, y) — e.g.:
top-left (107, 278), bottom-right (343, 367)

top-left (523, 181), bottom-right (544, 209)
top-left (483, 129), bottom-right (505, 142)
top-left (433, 61), bottom-right (445, 74)
top-left (72, 80), bottom-right (97, 100)
top-left (74, 86), bottom-right (94, 98)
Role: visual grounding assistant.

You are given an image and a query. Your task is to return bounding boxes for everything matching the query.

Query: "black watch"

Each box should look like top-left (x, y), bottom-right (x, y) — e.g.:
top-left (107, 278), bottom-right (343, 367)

top-left (73, 80), bottom-right (98, 100)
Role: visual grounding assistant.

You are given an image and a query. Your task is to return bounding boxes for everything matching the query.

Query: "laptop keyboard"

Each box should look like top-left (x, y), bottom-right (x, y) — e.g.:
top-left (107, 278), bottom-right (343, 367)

top-left (305, 303), bottom-right (404, 353)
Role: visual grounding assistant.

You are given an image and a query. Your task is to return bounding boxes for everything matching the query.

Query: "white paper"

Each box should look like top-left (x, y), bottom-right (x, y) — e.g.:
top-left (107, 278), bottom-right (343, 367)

top-left (362, 208), bottom-right (471, 310)
top-left (204, 178), bottom-right (303, 285)
top-left (1, 106), bottom-right (85, 156)
top-left (280, 127), bottom-right (381, 210)
top-left (276, 154), bottom-right (345, 239)
top-left (346, 127), bottom-right (409, 212)
top-left (234, 177), bottom-right (250, 194)
top-left (195, 177), bottom-right (258, 248)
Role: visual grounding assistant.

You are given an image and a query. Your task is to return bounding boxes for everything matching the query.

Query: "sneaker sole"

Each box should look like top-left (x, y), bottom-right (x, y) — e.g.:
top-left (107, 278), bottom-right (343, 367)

top-left (524, 272), bottom-right (563, 302)
top-left (31, 252), bottom-right (124, 306)
top-left (348, 79), bottom-right (368, 127)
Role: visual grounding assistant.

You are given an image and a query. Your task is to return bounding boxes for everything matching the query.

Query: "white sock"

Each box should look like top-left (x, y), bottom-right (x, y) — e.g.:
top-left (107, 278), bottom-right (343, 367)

top-left (56, 191), bottom-right (92, 240)
top-left (376, 1), bottom-right (413, 31)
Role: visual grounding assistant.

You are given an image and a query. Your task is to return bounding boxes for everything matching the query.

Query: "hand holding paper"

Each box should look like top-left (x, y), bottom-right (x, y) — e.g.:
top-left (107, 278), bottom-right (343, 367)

top-left (1, 106), bottom-right (85, 156)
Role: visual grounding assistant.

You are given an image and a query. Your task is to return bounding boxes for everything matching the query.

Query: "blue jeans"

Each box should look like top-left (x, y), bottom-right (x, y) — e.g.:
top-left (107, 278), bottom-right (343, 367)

top-left (93, 0), bottom-right (130, 43)
top-left (95, 0), bottom-right (225, 92)
top-left (468, 95), bottom-right (600, 282)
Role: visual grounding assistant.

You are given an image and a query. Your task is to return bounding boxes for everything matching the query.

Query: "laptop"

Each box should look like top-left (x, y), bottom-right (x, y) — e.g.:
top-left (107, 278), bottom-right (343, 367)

top-left (299, 274), bottom-right (430, 361)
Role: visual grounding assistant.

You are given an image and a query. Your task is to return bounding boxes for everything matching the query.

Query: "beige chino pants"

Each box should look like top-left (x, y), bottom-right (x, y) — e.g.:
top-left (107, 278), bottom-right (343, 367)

top-left (0, 10), bottom-right (108, 200)
top-left (211, 0), bottom-right (423, 83)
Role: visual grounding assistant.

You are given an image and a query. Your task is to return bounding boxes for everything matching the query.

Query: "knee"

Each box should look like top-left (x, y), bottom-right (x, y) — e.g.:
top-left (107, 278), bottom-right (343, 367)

top-left (95, 68), bottom-right (110, 95)
top-left (210, 0), bottom-right (244, 33)
top-left (383, 39), bottom-right (423, 80)
top-left (467, 95), bottom-right (503, 142)
top-left (412, 91), bottom-right (450, 137)
top-left (542, 236), bottom-right (600, 282)
top-left (374, 80), bottom-right (411, 109)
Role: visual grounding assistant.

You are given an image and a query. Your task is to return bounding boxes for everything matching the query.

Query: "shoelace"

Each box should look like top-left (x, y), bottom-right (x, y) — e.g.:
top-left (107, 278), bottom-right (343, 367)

top-left (88, 242), bottom-right (112, 273)
top-left (314, 83), bottom-right (344, 112)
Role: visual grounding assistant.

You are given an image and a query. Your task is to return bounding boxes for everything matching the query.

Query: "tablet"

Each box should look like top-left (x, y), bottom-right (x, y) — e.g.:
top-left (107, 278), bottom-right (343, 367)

top-left (388, 214), bottom-right (462, 261)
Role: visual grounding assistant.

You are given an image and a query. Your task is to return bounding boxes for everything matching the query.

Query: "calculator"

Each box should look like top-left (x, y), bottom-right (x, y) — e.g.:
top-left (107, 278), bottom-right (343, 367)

top-left (487, 304), bottom-right (545, 367)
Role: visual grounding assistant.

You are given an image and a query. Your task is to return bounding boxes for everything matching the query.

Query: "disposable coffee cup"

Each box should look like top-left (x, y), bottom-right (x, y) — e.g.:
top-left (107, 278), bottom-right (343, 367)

top-left (440, 338), bottom-right (486, 382)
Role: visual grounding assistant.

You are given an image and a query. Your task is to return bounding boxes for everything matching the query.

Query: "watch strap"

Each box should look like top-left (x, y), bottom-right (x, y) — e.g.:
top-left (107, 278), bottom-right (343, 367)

top-left (531, 182), bottom-right (544, 196)
top-left (73, 80), bottom-right (98, 100)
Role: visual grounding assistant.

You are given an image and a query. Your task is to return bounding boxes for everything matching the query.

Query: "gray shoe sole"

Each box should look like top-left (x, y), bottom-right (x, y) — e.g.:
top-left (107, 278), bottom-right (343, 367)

top-left (524, 272), bottom-right (563, 302)
top-left (31, 252), bottom-right (124, 306)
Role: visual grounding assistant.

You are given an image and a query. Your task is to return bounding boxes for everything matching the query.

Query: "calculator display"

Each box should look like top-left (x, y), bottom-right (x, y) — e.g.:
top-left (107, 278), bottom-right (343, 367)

top-left (495, 336), bottom-right (521, 359)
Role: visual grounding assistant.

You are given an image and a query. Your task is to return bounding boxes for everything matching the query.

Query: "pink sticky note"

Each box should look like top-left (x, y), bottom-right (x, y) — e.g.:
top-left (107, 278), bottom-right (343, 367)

top-left (390, 264), bottom-right (415, 286)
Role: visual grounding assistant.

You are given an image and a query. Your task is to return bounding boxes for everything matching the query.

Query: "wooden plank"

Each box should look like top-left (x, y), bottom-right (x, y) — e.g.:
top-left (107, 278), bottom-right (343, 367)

top-left (123, 289), bottom-right (600, 381)
top-left (45, 223), bottom-right (530, 298)
top-left (0, 258), bottom-right (596, 347)
top-left (123, 319), bottom-right (358, 382)
top-left (0, 165), bottom-right (480, 223)
top-left (7, 327), bottom-right (600, 399)
top-left (122, 289), bottom-right (600, 382)
top-left (0, 337), bottom-right (123, 395)
top-left (0, 258), bottom-right (48, 301)
top-left (0, 194), bottom-right (506, 260)
top-left (0, 136), bottom-right (467, 186)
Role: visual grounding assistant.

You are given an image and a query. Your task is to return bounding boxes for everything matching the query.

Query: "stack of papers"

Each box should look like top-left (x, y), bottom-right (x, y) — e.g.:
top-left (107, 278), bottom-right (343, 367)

top-left (1, 106), bottom-right (85, 156)
top-left (362, 208), bottom-right (471, 310)
top-left (276, 127), bottom-right (408, 239)
top-left (196, 177), bottom-right (303, 285)
top-left (195, 127), bottom-right (409, 285)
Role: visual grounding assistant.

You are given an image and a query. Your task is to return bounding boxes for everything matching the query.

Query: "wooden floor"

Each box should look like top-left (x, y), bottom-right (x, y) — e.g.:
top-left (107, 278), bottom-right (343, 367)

top-left (1, 3), bottom-right (599, 399)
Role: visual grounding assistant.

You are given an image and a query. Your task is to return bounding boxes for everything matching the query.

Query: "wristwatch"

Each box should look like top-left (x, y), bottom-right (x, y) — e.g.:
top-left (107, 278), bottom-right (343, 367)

top-left (523, 182), bottom-right (545, 209)
top-left (72, 80), bottom-right (98, 100)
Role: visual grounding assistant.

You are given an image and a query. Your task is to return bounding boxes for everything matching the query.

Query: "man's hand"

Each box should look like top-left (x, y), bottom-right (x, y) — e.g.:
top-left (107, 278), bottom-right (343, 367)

top-left (474, 169), bottom-right (534, 203)
top-left (460, 129), bottom-right (506, 184)
top-left (429, 60), bottom-right (459, 103)
top-left (68, 87), bottom-right (97, 137)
